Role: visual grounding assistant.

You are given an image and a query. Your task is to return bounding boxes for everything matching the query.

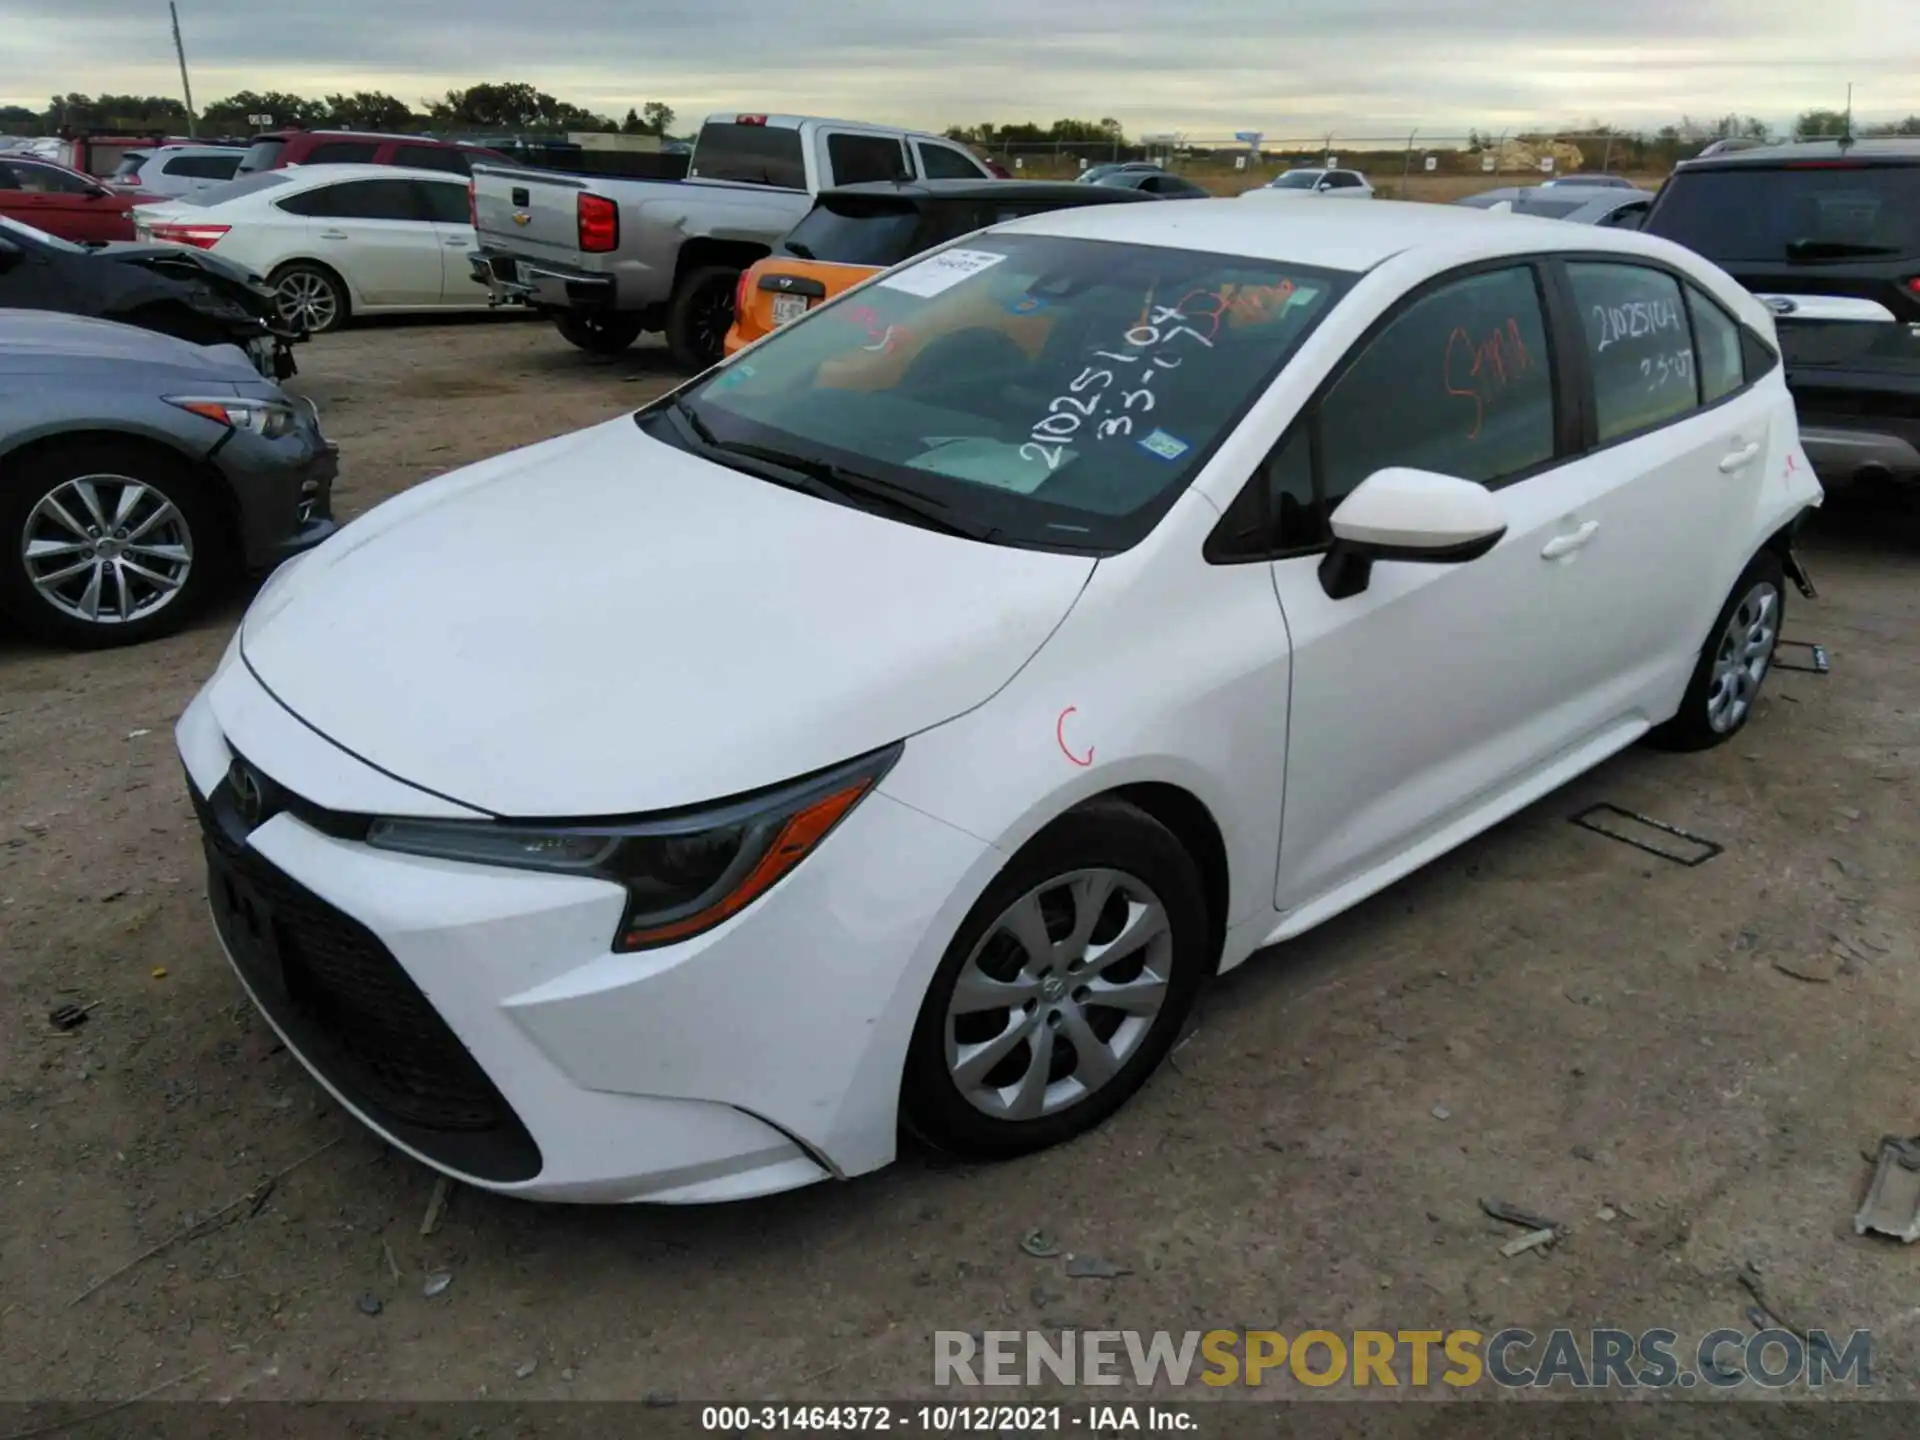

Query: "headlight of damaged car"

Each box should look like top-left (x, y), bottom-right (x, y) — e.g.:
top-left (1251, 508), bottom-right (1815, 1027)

top-left (167, 395), bottom-right (300, 439)
top-left (363, 743), bottom-right (901, 951)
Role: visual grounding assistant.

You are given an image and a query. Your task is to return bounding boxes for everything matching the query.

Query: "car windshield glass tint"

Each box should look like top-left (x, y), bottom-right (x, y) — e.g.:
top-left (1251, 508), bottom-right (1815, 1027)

top-left (1271, 172), bottom-right (1320, 189)
top-left (0, 212), bottom-right (85, 251)
top-left (682, 233), bottom-right (1353, 552)
top-left (180, 171), bottom-right (291, 207)
top-left (785, 200), bottom-right (922, 264)
top-left (1649, 164), bottom-right (1919, 261)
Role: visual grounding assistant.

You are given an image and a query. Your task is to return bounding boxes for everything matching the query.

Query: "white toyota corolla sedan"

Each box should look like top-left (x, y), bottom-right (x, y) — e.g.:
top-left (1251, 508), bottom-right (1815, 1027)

top-left (177, 201), bottom-right (1821, 1203)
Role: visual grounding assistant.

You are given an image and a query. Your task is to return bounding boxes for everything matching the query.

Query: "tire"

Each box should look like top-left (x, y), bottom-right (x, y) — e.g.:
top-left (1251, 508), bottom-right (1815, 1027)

top-left (900, 799), bottom-right (1213, 1160)
top-left (665, 265), bottom-right (741, 372)
top-left (0, 440), bottom-right (225, 649)
top-left (1646, 549), bottom-right (1787, 752)
top-left (267, 262), bottom-right (348, 335)
top-left (555, 312), bottom-right (644, 355)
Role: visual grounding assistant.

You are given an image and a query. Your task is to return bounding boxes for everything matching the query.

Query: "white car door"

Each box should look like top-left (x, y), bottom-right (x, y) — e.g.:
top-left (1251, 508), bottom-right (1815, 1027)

top-left (414, 177), bottom-right (480, 304)
top-left (1214, 262), bottom-right (1642, 917)
top-left (290, 177), bottom-right (444, 308)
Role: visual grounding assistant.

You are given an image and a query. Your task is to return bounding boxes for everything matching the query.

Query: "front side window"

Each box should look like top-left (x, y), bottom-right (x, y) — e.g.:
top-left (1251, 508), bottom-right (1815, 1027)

top-left (1566, 262), bottom-right (1697, 442)
top-left (1270, 171), bottom-right (1322, 190)
top-left (9, 162), bottom-right (94, 195)
top-left (826, 133), bottom-right (909, 186)
top-left (669, 234), bottom-right (1354, 552)
top-left (1319, 265), bottom-right (1555, 506)
top-left (919, 143), bottom-right (984, 180)
top-left (303, 141), bottom-right (380, 166)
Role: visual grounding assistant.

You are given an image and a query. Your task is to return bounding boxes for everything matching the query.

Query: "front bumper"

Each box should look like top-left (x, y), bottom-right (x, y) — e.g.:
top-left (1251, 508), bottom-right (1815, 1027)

top-left (174, 666), bottom-right (993, 1203)
top-left (469, 248), bottom-right (617, 313)
top-left (214, 400), bottom-right (340, 570)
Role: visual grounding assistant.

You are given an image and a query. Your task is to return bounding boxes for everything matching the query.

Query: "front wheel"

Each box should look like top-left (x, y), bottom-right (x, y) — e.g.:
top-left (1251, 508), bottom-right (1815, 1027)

top-left (555, 312), bottom-right (644, 355)
top-left (0, 440), bottom-right (224, 649)
top-left (1646, 549), bottom-right (1786, 752)
top-left (900, 800), bottom-right (1212, 1159)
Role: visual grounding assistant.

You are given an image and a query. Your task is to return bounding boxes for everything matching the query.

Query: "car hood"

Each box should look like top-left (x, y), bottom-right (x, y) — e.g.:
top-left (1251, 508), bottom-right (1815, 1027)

top-left (0, 311), bottom-right (263, 382)
top-left (240, 417), bottom-right (1098, 817)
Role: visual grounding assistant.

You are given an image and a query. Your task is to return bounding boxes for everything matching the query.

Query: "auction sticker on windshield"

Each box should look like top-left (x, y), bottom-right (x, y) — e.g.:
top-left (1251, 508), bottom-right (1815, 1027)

top-left (880, 248), bottom-right (1009, 298)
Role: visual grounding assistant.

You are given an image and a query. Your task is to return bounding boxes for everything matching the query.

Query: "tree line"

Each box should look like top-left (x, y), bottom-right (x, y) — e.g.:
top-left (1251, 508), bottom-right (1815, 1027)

top-left (2, 85), bottom-right (675, 138)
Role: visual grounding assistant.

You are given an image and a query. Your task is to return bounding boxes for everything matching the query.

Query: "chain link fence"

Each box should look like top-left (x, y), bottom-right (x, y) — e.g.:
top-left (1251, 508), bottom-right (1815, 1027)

top-left (987, 130), bottom-right (1722, 196)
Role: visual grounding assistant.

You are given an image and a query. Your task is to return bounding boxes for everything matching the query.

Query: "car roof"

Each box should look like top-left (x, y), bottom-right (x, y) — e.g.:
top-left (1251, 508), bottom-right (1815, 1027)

top-left (1676, 136), bottom-right (1920, 168)
top-left (820, 179), bottom-right (1150, 203)
top-left (189, 163), bottom-right (471, 200)
top-left (1001, 196), bottom-right (1688, 272)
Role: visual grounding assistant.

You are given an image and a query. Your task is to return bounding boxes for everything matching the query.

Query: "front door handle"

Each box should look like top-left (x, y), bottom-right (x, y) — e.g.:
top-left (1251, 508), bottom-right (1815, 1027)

top-left (1719, 441), bottom-right (1763, 473)
top-left (1541, 520), bottom-right (1600, 559)
top-left (318, 229), bottom-right (349, 240)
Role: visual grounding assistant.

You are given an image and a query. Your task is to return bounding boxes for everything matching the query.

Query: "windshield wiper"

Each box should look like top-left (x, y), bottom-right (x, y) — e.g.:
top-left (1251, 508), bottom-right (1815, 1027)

top-left (720, 440), bottom-right (998, 541)
top-left (784, 240), bottom-right (815, 259)
top-left (671, 395), bottom-right (721, 448)
top-left (1785, 239), bottom-right (1899, 261)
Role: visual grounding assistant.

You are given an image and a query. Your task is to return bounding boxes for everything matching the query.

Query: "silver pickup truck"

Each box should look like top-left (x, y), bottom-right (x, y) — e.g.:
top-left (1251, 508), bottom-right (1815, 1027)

top-left (469, 113), bottom-right (995, 369)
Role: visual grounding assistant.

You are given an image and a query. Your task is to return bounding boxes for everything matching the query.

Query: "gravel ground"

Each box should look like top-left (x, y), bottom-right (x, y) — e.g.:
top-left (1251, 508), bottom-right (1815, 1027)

top-left (2, 316), bottom-right (1916, 1414)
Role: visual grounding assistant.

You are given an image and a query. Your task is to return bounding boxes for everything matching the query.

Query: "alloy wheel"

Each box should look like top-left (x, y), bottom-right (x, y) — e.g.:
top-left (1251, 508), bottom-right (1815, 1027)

top-left (274, 271), bottom-right (337, 332)
top-left (692, 281), bottom-right (733, 365)
top-left (945, 868), bottom-right (1173, 1121)
top-left (1706, 581), bottom-right (1779, 733)
top-left (21, 475), bottom-right (194, 626)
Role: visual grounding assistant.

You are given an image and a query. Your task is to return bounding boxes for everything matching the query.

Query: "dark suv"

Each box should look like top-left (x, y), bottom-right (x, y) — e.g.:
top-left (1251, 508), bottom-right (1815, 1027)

top-left (1642, 138), bottom-right (1919, 487)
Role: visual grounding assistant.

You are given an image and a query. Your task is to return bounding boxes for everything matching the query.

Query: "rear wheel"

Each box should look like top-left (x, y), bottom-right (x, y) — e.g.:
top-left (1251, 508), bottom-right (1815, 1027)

top-left (268, 262), bottom-right (347, 335)
top-left (665, 265), bottom-right (741, 372)
top-left (0, 440), bottom-right (225, 649)
top-left (900, 800), bottom-right (1212, 1159)
top-left (1647, 549), bottom-right (1786, 751)
top-left (555, 312), bottom-right (644, 355)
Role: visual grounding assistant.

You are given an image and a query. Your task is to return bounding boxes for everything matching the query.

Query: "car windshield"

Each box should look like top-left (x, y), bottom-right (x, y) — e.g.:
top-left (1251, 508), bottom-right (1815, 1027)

top-left (0, 212), bottom-right (84, 251)
top-left (176, 170), bottom-right (292, 207)
top-left (663, 232), bottom-right (1353, 552)
top-left (784, 198), bottom-right (922, 265)
top-left (1270, 172), bottom-right (1321, 189)
top-left (1649, 163), bottom-right (1919, 262)
top-left (236, 138), bottom-right (286, 175)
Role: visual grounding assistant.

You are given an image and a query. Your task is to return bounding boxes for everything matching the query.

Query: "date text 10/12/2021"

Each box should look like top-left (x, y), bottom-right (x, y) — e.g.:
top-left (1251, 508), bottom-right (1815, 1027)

top-left (701, 1405), bottom-right (1190, 1432)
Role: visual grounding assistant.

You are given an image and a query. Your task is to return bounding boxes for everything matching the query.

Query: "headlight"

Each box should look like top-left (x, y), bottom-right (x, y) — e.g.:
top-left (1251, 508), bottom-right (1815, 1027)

top-left (167, 395), bottom-right (300, 439)
top-left (364, 743), bottom-right (901, 951)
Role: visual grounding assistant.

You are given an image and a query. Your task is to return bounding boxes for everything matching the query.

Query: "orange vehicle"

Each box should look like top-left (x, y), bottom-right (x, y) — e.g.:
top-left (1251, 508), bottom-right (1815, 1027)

top-left (723, 180), bottom-right (1153, 357)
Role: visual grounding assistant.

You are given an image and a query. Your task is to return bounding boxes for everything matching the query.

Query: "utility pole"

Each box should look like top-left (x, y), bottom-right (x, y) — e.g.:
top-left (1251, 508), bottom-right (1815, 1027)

top-left (170, 2), bottom-right (197, 138)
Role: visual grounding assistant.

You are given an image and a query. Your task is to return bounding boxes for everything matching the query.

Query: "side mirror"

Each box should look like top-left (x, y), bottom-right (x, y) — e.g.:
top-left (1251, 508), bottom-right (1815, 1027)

top-left (1318, 467), bottom-right (1507, 599)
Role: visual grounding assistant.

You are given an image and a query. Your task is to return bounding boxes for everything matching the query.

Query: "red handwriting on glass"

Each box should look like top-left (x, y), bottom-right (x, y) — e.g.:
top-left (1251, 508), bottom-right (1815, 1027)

top-left (1444, 319), bottom-right (1532, 440)
top-left (840, 303), bottom-right (904, 353)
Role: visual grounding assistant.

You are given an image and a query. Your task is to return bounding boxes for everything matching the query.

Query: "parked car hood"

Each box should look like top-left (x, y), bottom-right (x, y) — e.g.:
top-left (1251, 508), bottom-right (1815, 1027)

top-left (0, 311), bottom-right (262, 383)
top-left (240, 417), bottom-right (1098, 817)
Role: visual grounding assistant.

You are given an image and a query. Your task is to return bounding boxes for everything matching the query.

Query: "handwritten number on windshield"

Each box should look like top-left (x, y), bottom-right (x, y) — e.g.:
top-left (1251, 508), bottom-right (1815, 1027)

top-left (1020, 304), bottom-right (1212, 469)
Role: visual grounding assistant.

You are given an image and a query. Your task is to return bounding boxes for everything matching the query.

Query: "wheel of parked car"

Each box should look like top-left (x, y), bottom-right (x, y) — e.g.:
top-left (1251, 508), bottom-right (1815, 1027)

top-left (555, 313), bottom-right (645, 356)
top-left (0, 439), bottom-right (224, 649)
top-left (666, 266), bottom-right (742, 372)
top-left (900, 800), bottom-right (1212, 1159)
top-left (268, 262), bottom-right (349, 335)
top-left (1646, 549), bottom-right (1787, 752)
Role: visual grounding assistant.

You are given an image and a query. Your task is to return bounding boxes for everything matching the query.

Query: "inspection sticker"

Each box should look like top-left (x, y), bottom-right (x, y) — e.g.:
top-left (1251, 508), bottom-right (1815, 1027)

top-left (1138, 428), bottom-right (1190, 460)
top-left (880, 248), bottom-right (1008, 298)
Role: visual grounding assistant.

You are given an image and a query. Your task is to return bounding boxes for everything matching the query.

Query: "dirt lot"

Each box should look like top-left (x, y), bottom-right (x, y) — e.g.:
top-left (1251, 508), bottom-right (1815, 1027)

top-left (2, 316), bottom-right (1918, 1415)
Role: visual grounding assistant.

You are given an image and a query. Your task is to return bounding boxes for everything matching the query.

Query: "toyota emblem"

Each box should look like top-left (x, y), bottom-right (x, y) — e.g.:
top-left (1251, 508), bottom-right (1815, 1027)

top-left (228, 758), bottom-right (267, 829)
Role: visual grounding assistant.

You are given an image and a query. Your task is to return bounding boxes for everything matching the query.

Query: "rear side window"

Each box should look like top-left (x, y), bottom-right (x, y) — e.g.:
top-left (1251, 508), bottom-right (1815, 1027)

top-left (419, 180), bottom-right (471, 224)
top-left (691, 123), bottom-right (807, 188)
top-left (1567, 263), bottom-right (1697, 441)
top-left (783, 199), bottom-right (922, 264)
top-left (303, 140), bottom-right (381, 166)
top-left (1325, 172), bottom-right (1365, 189)
top-left (826, 133), bottom-right (909, 186)
top-left (164, 153), bottom-right (242, 180)
top-left (397, 144), bottom-right (471, 174)
top-left (918, 144), bottom-right (984, 180)
top-left (279, 178), bottom-right (422, 221)
top-left (1648, 164), bottom-right (1919, 262)
top-left (1687, 286), bottom-right (1745, 403)
top-left (1319, 265), bottom-right (1555, 503)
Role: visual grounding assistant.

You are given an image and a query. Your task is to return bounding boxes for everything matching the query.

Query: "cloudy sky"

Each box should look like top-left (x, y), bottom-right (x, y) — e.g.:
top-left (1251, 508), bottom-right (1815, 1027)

top-left (6, 0), bottom-right (1915, 140)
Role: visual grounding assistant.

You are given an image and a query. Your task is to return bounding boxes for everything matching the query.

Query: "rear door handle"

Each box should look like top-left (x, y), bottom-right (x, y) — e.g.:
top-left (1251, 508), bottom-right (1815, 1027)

top-left (1541, 520), bottom-right (1600, 559)
top-left (1719, 441), bottom-right (1763, 472)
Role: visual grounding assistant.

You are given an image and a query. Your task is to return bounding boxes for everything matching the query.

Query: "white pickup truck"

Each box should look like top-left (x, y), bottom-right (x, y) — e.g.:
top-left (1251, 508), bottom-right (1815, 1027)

top-left (469, 113), bottom-right (997, 369)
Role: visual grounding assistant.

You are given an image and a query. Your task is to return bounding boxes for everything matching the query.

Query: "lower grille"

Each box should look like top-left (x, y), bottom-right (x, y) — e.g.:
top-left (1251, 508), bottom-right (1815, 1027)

top-left (191, 774), bottom-right (542, 1183)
